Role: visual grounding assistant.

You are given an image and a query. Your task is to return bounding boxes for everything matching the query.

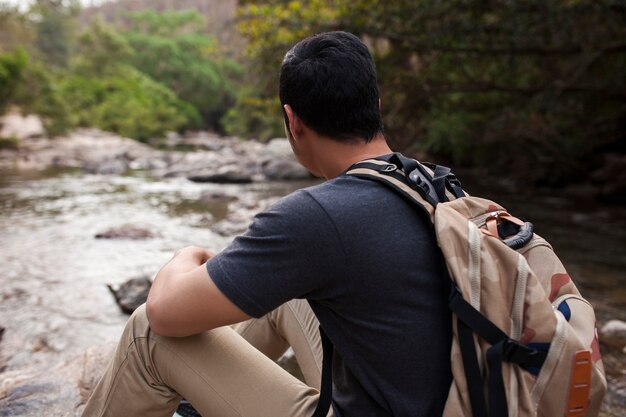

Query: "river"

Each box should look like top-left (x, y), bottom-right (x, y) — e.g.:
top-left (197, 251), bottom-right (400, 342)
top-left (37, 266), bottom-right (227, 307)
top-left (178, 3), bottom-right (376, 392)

top-left (0, 166), bottom-right (624, 415)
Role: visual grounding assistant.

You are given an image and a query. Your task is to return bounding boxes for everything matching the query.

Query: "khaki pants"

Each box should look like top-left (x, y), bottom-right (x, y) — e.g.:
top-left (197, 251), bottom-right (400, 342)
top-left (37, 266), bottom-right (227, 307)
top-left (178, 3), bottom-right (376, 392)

top-left (82, 299), bottom-right (330, 417)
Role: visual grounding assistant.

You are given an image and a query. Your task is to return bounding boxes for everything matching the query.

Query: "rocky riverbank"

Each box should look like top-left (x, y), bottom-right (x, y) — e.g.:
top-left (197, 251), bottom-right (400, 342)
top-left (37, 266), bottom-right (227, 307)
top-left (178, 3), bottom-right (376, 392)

top-left (0, 127), bottom-right (311, 183)
top-left (0, 116), bottom-right (625, 416)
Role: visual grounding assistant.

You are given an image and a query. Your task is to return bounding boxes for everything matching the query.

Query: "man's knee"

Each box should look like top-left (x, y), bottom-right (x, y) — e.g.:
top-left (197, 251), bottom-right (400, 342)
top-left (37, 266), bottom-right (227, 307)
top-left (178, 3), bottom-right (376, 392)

top-left (123, 303), bottom-right (151, 341)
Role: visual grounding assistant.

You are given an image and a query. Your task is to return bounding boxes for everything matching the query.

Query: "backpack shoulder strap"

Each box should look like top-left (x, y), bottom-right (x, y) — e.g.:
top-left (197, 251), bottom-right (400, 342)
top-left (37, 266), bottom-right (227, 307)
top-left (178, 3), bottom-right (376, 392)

top-left (345, 153), bottom-right (465, 211)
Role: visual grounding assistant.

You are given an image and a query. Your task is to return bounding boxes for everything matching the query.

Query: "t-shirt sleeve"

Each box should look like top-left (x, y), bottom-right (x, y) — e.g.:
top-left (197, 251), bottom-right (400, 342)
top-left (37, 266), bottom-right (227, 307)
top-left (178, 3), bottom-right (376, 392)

top-left (206, 189), bottom-right (346, 318)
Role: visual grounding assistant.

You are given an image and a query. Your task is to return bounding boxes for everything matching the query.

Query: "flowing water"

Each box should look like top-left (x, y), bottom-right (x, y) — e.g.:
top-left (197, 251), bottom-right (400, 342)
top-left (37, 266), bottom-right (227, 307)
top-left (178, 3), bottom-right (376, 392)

top-left (0, 168), bottom-right (314, 373)
top-left (0, 167), bottom-right (624, 413)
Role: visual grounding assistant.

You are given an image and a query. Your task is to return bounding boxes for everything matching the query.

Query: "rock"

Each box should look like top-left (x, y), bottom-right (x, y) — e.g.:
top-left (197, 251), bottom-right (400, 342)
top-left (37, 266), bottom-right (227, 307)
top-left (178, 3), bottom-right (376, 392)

top-left (258, 138), bottom-right (310, 181)
top-left (0, 128), bottom-right (165, 172)
top-left (179, 132), bottom-right (227, 151)
top-left (199, 190), bottom-right (237, 204)
top-left (159, 150), bottom-right (230, 178)
top-left (211, 196), bottom-right (279, 237)
top-left (262, 159), bottom-right (311, 181)
top-left (0, 110), bottom-right (45, 139)
top-left (263, 138), bottom-right (293, 158)
top-left (211, 218), bottom-right (250, 237)
top-left (94, 225), bottom-right (157, 240)
top-left (600, 320), bottom-right (626, 349)
top-left (0, 342), bottom-right (116, 417)
top-left (277, 347), bottom-right (304, 382)
top-left (188, 165), bottom-right (254, 184)
top-left (83, 158), bottom-right (130, 175)
top-left (107, 277), bottom-right (152, 314)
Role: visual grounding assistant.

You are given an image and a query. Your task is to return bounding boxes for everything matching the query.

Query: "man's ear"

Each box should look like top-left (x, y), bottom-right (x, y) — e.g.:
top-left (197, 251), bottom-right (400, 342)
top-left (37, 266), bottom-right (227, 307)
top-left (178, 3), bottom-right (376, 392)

top-left (283, 104), bottom-right (300, 141)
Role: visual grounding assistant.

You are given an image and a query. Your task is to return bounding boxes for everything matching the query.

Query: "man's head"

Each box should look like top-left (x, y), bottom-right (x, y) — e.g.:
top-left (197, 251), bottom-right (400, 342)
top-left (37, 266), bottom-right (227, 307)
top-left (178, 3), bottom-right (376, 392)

top-left (279, 31), bottom-right (384, 143)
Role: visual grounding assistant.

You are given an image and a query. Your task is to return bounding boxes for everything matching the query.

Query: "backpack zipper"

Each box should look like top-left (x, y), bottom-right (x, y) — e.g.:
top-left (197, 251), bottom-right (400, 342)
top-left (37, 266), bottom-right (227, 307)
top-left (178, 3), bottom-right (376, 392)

top-left (471, 210), bottom-right (508, 228)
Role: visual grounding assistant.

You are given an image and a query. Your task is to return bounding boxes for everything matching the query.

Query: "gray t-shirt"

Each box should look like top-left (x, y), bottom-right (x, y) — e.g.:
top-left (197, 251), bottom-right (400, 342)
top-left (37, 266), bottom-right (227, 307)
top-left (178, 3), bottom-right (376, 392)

top-left (207, 172), bottom-right (452, 417)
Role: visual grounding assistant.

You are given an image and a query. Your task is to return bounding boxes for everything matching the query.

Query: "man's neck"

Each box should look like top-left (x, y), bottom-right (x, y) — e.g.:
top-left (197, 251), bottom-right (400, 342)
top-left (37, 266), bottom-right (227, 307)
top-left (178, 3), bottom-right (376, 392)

top-left (314, 133), bottom-right (392, 179)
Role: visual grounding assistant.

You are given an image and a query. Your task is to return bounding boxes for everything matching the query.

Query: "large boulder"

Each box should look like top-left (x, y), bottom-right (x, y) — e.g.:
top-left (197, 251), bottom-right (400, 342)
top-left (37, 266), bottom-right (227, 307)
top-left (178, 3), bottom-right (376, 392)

top-left (188, 165), bottom-right (255, 184)
top-left (259, 138), bottom-right (310, 181)
top-left (0, 342), bottom-right (116, 417)
top-left (0, 111), bottom-right (45, 139)
top-left (262, 159), bottom-right (311, 181)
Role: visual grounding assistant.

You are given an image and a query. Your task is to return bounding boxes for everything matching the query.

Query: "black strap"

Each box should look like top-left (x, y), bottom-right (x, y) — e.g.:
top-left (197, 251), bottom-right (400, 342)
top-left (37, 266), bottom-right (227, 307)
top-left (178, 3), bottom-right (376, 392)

top-left (457, 316), bottom-right (489, 417)
top-left (448, 286), bottom-right (508, 345)
top-left (312, 326), bottom-right (334, 417)
top-left (449, 285), bottom-right (548, 417)
top-left (486, 341), bottom-right (509, 417)
top-left (431, 164), bottom-right (452, 202)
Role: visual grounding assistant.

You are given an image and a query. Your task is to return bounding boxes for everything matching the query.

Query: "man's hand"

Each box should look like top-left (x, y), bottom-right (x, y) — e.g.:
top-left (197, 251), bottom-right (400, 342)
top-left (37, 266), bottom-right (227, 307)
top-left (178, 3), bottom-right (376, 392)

top-left (146, 246), bottom-right (251, 337)
top-left (171, 246), bottom-right (215, 268)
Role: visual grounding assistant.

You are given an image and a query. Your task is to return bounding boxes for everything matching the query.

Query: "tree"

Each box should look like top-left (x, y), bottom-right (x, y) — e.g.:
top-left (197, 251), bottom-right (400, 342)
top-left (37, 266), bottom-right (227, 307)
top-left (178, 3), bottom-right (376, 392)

top-left (30, 0), bottom-right (80, 68)
top-left (0, 48), bottom-right (28, 114)
top-left (122, 10), bottom-right (242, 131)
top-left (58, 20), bottom-right (200, 140)
top-left (225, 0), bottom-right (339, 140)
top-left (236, 0), bottom-right (626, 182)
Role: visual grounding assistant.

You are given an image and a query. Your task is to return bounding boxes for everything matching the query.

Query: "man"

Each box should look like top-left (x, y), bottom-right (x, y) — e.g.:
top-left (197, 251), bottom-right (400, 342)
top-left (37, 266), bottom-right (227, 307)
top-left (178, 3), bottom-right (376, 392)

top-left (82, 31), bottom-right (452, 417)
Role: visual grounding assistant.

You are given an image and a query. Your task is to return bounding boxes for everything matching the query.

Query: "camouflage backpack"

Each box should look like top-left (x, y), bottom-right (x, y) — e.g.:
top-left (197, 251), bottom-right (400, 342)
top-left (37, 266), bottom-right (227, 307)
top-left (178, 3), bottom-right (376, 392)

top-left (312, 153), bottom-right (607, 417)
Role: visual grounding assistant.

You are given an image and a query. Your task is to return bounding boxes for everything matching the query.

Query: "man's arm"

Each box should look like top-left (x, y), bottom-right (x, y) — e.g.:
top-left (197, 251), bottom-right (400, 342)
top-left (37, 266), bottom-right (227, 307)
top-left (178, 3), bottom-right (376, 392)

top-left (146, 246), bottom-right (251, 337)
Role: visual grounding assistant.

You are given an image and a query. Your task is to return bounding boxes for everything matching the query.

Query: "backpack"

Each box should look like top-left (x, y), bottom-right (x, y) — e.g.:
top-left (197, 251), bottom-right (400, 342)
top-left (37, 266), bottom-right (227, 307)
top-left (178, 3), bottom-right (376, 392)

top-left (312, 153), bottom-right (607, 417)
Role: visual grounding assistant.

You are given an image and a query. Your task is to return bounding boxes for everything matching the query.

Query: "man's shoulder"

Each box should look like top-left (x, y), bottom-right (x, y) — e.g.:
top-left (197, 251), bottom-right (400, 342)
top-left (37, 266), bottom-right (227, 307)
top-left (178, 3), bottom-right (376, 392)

top-left (276, 176), bottom-right (362, 207)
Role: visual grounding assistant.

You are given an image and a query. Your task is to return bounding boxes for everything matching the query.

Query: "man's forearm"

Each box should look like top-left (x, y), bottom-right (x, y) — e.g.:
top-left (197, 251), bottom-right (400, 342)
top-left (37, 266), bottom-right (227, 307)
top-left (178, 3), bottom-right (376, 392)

top-left (145, 246), bottom-right (249, 336)
top-left (146, 246), bottom-right (214, 334)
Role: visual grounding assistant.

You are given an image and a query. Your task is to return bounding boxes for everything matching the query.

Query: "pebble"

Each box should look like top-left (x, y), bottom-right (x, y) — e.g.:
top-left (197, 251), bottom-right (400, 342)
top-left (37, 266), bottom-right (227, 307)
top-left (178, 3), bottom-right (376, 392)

top-left (600, 320), bottom-right (626, 349)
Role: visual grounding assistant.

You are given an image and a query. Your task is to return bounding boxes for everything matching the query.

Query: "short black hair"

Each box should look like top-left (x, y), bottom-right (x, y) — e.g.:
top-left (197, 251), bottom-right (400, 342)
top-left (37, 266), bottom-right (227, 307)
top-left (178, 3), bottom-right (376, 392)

top-left (279, 31), bottom-right (384, 142)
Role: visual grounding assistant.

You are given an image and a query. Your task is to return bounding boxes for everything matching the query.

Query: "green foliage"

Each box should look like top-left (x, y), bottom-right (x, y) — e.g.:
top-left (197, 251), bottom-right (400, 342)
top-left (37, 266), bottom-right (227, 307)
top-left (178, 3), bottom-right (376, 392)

top-left (236, 0), bottom-right (626, 180)
top-left (222, 94), bottom-right (283, 141)
top-left (31, 0), bottom-right (80, 68)
top-left (13, 60), bottom-right (73, 136)
top-left (11, 19), bottom-right (200, 140)
top-left (0, 5), bottom-right (72, 136)
top-left (122, 10), bottom-right (242, 131)
top-left (0, 136), bottom-right (19, 149)
top-left (60, 66), bottom-right (199, 141)
top-left (0, 48), bottom-right (27, 113)
top-left (1, 6), bottom-right (223, 140)
top-left (73, 18), bottom-right (132, 75)
top-left (56, 21), bottom-right (200, 141)
top-left (232, 0), bottom-right (340, 139)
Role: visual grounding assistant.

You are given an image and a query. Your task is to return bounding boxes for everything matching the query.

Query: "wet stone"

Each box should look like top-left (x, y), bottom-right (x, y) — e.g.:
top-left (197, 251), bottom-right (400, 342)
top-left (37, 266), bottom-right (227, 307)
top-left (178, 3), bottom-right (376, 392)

top-left (0, 342), bottom-right (116, 417)
top-left (107, 277), bottom-right (152, 315)
top-left (83, 159), bottom-right (130, 175)
top-left (187, 166), bottom-right (254, 184)
top-left (95, 225), bottom-right (157, 240)
top-left (262, 159), bottom-right (311, 181)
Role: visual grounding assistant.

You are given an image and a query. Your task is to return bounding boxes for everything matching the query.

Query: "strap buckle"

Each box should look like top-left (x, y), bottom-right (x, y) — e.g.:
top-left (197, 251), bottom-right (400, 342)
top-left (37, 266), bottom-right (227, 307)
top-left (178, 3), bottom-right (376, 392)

top-left (381, 163), bottom-right (397, 172)
top-left (502, 339), bottom-right (546, 368)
